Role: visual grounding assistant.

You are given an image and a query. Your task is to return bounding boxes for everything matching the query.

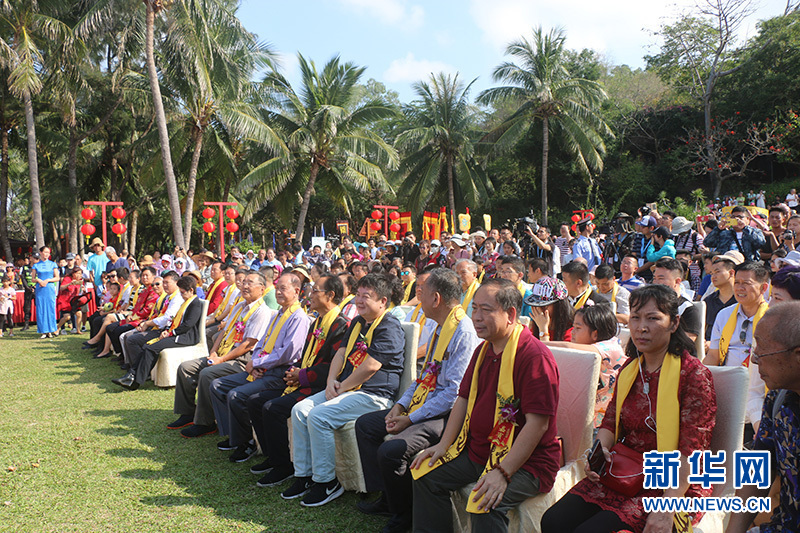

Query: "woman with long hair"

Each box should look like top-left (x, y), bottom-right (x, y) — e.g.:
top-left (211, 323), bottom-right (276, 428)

top-left (542, 285), bottom-right (716, 533)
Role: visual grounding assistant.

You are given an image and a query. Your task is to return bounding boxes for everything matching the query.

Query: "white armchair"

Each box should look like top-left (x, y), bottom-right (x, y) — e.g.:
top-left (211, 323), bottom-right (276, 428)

top-left (151, 299), bottom-right (210, 388)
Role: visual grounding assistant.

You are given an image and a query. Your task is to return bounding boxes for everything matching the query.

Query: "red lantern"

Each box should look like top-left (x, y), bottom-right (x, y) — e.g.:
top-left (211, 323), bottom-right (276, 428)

top-left (571, 214), bottom-right (580, 223)
top-left (389, 211), bottom-right (400, 221)
top-left (389, 223), bottom-right (401, 233)
top-left (226, 221), bottom-right (239, 234)
top-left (226, 208), bottom-right (239, 220)
top-left (370, 221), bottom-right (382, 232)
top-left (111, 207), bottom-right (126, 221)
top-left (112, 222), bottom-right (126, 236)
top-left (371, 209), bottom-right (382, 220)
top-left (81, 223), bottom-right (96, 241)
top-left (587, 213), bottom-right (595, 220)
top-left (203, 221), bottom-right (216, 234)
top-left (571, 224), bottom-right (578, 233)
top-left (81, 208), bottom-right (96, 221)
top-left (202, 207), bottom-right (215, 219)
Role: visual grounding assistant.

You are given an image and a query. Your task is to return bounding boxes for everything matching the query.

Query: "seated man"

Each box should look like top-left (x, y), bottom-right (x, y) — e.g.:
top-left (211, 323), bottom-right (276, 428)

top-left (355, 268), bottom-right (479, 532)
top-left (727, 302), bottom-right (800, 533)
top-left (118, 276), bottom-right (167, 368)
top-left (119, 271), bottom-right (184, 363)
top-left (705, 261), bottom-right (770, 440)
top-left (701, 252), bottom-right (740, 342)
top-left (203, 260), bottom-right (228, 316)
top-left (282, 273), bottom-right (405, 507)
top-left (454, 259), bottom-right (480, 318)
top-left (205, 266), bottom-right (244, 350)
top-left (411, 278), bottom-right (560, 533)
top-left (562, 260), bottom-right (604, 310)
top-left (652, 257), bottom-right (701, 341)
top-left (617, 254), bottom-right (645, 291)
top-left (593, 263), bottom-right (630, 324)
top-left (247, 274), bottom-right (349, 483)
top-left (111, 276), bottom-right (204, 390)
top-left (207, 272), bottom-right (310, 449)
top-left (404, 267), bottom-right (438, 364)
top-left (169, 270), bottom-right (274, 436)
top-left (105, 266), bottom-right (160, 361)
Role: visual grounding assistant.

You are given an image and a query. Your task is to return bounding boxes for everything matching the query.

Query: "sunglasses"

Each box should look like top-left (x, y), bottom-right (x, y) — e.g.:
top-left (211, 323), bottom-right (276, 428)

top-left (739, 319), bottom-right (751, 344)
top-left (153, 282), bottom-right (162, 286)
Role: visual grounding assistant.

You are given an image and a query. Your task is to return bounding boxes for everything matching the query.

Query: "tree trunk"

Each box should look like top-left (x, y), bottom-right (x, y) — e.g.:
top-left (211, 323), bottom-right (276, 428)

top-left (446, 152), bottom-right (456, 226)
top-left (129, 209), bottom-right (138, 257)
top-left (703, 90), bottom-right (721, 199)
top-left (294, 162), bottom-right (320, 244)
top-left (145, 0), bottom-right (185, 249)
top-left (0, 91), bottom-right (13, 262)
top-left (541, 116), bottom-right (550, 227)
top-left (68, 128), bottom-right (80, 255)
top-left (22, 89), bottom-right (44, 248)
top-left (183, 128), bottom-right (204, 251)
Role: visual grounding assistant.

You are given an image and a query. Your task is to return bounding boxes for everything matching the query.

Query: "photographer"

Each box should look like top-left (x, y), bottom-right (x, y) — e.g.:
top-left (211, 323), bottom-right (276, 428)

top-left (778, 214), bottom-right (800, 251)
top-left (602, 213), bottom-right (635, 275)
top-left (400, 232), bottom-right (420, 264)
top-left (524, 224), bottom-right (560, 276)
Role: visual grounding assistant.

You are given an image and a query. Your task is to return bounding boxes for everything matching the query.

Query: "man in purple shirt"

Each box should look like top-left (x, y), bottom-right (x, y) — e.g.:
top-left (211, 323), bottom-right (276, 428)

top-left (207, 272), bottom-right (310, 459)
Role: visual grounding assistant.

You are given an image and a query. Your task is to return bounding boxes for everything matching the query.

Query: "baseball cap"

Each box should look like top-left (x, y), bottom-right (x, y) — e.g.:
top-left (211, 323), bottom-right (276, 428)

top-left (65, 253), bottom-right (76, 260)
top-left (524, 277), bottom-right (569, 307)
top-left (430, 239), bottom-right (441, 247)
top-left (717, 250), bottom-right (745, 265)
top-left (636, 215), bottom-right (657, 228)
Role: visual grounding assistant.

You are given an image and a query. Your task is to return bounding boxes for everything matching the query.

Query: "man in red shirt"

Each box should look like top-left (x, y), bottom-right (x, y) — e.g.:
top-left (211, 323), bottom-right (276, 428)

top-left (204, 261), bottom-right (228, 315)
top-left (411, 278), bottom-right (560, 532)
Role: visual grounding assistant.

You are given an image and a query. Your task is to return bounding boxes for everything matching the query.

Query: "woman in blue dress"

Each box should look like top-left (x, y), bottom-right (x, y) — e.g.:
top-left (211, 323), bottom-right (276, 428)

top-left (32, 246), bottom-right (60, 338)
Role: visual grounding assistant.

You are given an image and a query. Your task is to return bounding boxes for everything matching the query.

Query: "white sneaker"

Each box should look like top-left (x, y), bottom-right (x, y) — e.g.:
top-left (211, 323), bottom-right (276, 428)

top-left (60, 330), bottom-right (68, 336)
top-left (71, 328), bottom-right (78, 334)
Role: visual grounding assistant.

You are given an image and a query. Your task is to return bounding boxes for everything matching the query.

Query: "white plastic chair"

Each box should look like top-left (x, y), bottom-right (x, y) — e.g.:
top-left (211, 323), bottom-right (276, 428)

top-left (151, 299), bottom-right (210, 388)
top-left (617, 327), bottom-right (631, 349)
top-left (451, 347), bottom-right (601, 533)
top-left (332, 321), bottom-right (420, 492)
top-left (694, 365), bottom-right (748, 533)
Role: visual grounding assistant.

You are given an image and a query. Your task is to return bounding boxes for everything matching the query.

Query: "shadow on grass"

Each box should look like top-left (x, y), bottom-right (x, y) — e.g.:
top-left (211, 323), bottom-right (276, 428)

top-left (85, 407), bottom-right (383, 532)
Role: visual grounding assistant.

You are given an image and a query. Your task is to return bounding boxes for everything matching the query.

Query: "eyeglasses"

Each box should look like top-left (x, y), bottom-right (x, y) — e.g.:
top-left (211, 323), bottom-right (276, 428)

top-left (401, 271), bottom-right (410, 275)
top-left (153, 283), bottom-right (162, 286)
top-left (739, 319), bottom-right (751, 344)
top-left (751, 345), bottom-right (799, 364)
top-left (311, 287), bottom-right (328, 294)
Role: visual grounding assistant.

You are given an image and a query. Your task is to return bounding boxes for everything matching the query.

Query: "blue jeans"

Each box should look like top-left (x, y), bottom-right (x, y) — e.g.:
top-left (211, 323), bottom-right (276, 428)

top-left (291, 389), bottom-right (391, 483)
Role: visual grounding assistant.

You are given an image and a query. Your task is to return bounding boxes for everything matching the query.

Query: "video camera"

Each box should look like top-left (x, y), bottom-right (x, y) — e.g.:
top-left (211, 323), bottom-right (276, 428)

top-left (510, 209), bottom-right (539, 237)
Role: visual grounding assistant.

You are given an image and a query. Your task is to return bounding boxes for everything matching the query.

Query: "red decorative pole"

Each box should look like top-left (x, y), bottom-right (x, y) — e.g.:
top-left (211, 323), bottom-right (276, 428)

top-left (203, 201), bottom-right (238, 261)
top-left (372, 204), bottom-right (399, 236)
top-left (83, 201), bottom-right (124, 246)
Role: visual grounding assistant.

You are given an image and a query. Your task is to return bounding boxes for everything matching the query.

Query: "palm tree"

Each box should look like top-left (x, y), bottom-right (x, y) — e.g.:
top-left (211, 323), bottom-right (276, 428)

top-left (238, 55), bottom-right (399, 243)
top-left (478, 27), bottom-right (612, 226)
top-left (0, 0), bottom-right (75, 248)
top-left (160, 0), bottom-right (279, 250)
top-left (395, 72), bottom-right (491, 218)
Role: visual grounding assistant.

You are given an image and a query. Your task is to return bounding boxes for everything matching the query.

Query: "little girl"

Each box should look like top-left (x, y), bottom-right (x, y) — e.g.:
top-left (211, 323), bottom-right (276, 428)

top-left (0, 275), bottom-right (16, 337)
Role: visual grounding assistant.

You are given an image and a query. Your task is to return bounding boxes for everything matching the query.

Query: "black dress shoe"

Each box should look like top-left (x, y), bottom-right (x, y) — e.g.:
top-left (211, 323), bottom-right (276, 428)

top-left (111, 371), bottom-right (140, 391)
top-left (81, 342), bottom-right (98, 350)
top-left (181, 424), bottom-right (217, 438)
top-left (382, 512), bottom-right (412, 533)
top-left (167, 415), bottom-right (194, 429)
top-left (357, 493), bottom-right (392, 517)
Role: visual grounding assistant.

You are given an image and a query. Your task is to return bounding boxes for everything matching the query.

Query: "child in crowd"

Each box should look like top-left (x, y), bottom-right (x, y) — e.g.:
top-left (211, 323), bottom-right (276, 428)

top-left (0, 275), bottom-right (15, 337)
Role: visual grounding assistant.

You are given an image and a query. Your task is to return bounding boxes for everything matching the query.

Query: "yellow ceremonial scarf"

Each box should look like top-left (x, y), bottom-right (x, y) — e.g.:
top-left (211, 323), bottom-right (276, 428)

top-left (116, 282), bottom-right (131, 311)
top-left (148, 292), bottom-right (169, 319)
top-left (217, 299), bottom-right (264, 356)
top-left (478, 270), bottom-right (485, 283)
top-left (574, 288), bottom-right (592, 309)
top-left (283, 305), bottom-right (341, 395)
top-left (206, 277), bottom-right (225, 304)
top-left (461, 280), bottom-right (480, 313)
top-left (248, 301), bottom-right (303, 373)
top-left (339, 311), bottom-right (388, 388)
top-left (264, 284), bottom-right (275, 295)
top-left (719, 302), bottom-right (768, 366)
top-left (613, 354), bottom-right (681, 452)
top-left (149, 290), bottom-right (178, 328)
top-left (130, 284), bottom-right (141, 310)
top-left (516, 281), bottom-right (526, 297)
top-left (402, 281), bottom-right (415, 305)
top-left (146, 295), bottom-right (195, 344)
top-left (412, 323), bottom-right (524, 514)
top-left (410, 302), bottom-right (427, 333)
top-left (215, 286), bottom-right (238, 319)
top-left (610, 282), bottom-right (619, 304)
top-left (406, 306), bottom-right (465, 414)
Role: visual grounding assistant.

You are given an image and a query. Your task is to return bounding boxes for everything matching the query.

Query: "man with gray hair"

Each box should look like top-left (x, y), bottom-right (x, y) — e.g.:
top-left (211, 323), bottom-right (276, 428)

top-left (104, 246), bottom-right (130, 274)
top-left (727, 301), bottom-right (800, 533)
top-left (355, 267), bottom-right (478, 532)
top-left (454, 259), bottom-right (480, 318)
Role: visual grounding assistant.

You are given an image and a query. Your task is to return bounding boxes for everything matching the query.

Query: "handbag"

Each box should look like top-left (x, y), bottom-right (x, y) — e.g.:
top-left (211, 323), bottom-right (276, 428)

top-left (599, 442), bottom-right (644, 497)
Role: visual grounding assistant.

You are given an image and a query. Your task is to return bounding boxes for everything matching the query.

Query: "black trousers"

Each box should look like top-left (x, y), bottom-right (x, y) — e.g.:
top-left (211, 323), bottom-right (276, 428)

top-left (89, 312), bottom-right (105, 338)
top-left (131, 335), bottom-right (186, 386)
top-left (355, 409), bottom-right (445, 516)
top-left (125, 330), bottom-right (161, 372)
top-left (23, 289), bottom-right (33, 323)
top-left (107, 322), bottom-right (135, 354)
top-left (247, 389), bottom-right (305, 468)
top-left (541, 493), bottom-right (632, 533)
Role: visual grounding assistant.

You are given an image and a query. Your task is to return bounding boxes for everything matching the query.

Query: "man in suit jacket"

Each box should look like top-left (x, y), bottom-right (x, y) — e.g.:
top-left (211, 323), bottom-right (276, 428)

top-left (112, 275), bottom-right (205, 390)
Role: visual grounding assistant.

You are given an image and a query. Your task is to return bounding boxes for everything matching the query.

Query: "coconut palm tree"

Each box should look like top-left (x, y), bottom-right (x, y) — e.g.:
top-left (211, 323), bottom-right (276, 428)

top-left (238, 54), bottom-right (399, 243)
top-left (395, 72), bottom-right (491, 218)
top-left (159, 0), bottom-right (280, 249)
top-left (478, 27), bottom-right (612, 226)
top-left (0, 0), bottom-right (75, 248)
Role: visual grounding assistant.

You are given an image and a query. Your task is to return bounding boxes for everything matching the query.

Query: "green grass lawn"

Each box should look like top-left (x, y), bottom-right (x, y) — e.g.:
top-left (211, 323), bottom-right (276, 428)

top-left (0, 330), bottom-right (384, 532)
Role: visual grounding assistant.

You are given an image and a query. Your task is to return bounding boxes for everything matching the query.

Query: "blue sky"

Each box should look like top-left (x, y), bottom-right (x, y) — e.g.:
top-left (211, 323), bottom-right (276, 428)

top-left (237, 0), bottom-right (786, 102)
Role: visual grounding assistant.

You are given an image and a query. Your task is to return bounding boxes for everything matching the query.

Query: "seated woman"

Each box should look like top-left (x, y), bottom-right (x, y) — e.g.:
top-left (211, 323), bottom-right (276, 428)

top-left (543, 303), bottom-right (627, 427)
top-left (524, 276), bottom-right (574, 342)
top-left (542, 284), bottom-right (716, 533)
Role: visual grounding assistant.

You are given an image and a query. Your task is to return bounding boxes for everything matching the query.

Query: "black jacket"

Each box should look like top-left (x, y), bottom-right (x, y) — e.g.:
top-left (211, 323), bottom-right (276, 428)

top-left (173, 297), bottom-right (205, 346)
